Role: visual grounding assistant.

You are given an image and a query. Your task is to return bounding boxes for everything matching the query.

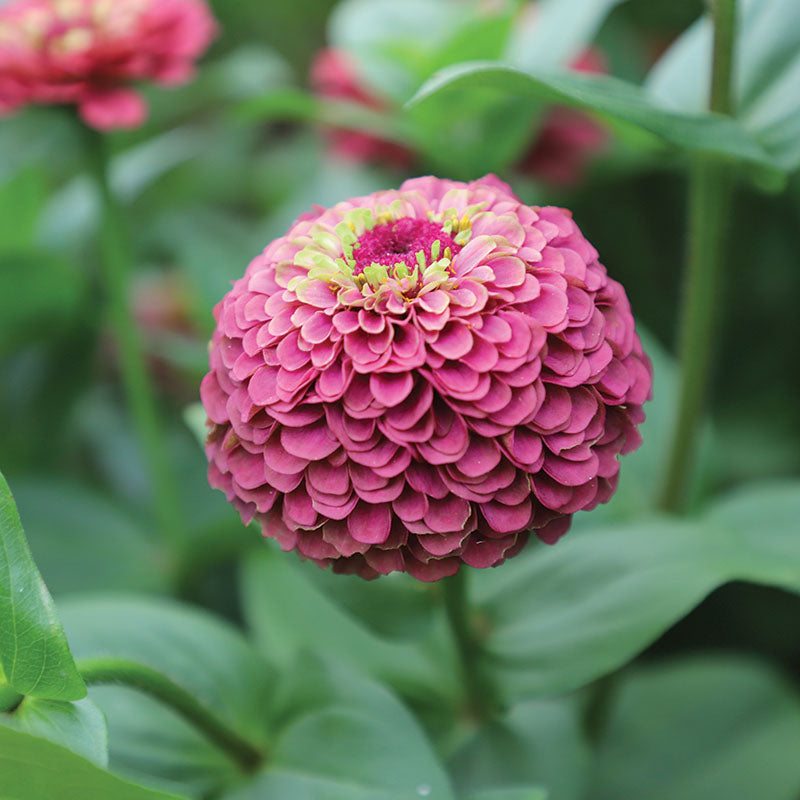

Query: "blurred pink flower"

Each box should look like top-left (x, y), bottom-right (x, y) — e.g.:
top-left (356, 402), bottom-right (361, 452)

top-left (0, 0), bottom-right (216, 130)
top-left (309, 48), bottom-right (414, 168)
top-left (201, 175), bottom-right (651, 581)
top-left (519, 48), bottom-right (609, 186)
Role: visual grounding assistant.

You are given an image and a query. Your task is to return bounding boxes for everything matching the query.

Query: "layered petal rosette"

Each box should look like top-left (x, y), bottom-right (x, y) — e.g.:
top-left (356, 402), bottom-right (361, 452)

top-left (0, 0), bottom-right (216, 129)
top-left (202, 175), bottom-right (651, 581)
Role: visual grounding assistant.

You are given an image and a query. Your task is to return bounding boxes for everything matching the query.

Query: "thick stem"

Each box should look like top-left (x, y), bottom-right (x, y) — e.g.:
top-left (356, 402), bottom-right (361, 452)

top-left (83, 127), bottom-right (182, 546)
top-left (657, 0), bottom-right (737, 512)
top-left (442, 569), bottom-right (501, 722)
top-left (78, 657), bottom-right (264, 773)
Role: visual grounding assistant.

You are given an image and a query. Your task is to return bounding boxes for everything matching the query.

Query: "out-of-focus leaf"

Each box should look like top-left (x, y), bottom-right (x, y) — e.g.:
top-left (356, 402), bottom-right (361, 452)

top-left (38, 126), bottom-right (216, 250)
top-left (240, 546), bottom-right (459, 706)
top-left (505, 0), bottom-right (626, 71)
top-left (0, 472), bottom-right (85, 701)
top-left (646, 0), bottom-right (800, 171)
top-left (472, 479), bottom-right (800, 702)
top-left (0, 725), bottom-right (188, 800)
top-left (224, 657), bottom-right (455, 800)
top-left (0, 253), bottom-right (83, 357)
top-left (463, 790), bottom-right (548, 800)
top-left (238, 89), bottom-right (416, 148)
top-left (407, 63), bottom-right (781, 175)
top-left (589, 656), bottom-right (800, 800)
top-left (0, 167), bottom-right (48, 252)
top-left (450, 697), bottom-right (588, 800)
top-left (1, 696), bottom-right (108, 767)
top-left (58, 595), bottom-right (275, 753)
top-left (328, 0), bottom-right (461, 100)
top-left (86, 685), bottom-right (238, 799)
top-left (13, 480), bottom-right (168, 597)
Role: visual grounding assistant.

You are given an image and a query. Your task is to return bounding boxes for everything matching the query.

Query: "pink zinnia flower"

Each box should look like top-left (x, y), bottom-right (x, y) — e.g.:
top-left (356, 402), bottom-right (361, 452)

top-left (201, 175), bottom-right (651, 581)
top-left (0, 0), bottom-right (216, 130)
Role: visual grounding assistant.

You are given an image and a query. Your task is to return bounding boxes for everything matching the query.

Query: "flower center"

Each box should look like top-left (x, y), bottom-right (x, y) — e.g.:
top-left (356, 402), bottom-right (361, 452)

top-left (352, 218), bottom-right (461, 276)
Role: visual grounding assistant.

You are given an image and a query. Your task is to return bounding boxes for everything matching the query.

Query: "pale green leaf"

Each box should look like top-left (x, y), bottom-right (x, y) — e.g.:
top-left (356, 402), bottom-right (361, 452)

top-left (1, 697), bottom-right (108, 767)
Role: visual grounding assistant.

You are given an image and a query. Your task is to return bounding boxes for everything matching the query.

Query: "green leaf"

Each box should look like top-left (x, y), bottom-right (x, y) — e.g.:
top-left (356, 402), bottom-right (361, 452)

top-left (85, 685), bottom-right (239, 799)
top-left (12, 480), bottom-right (168, 597)
top-left (1, 697), bottom-right (108, 767)
top-left (0, 472), bottom-right (85, 700)
top-left (505, 0), bottom-right (626, 71)
top-left (225, 657), bottom-right (455, 800)
top-left (472, 516), bottom-right (724, 701)
top-left (58, 595), bottom-right (275, 753)
top-left (240, 547), bottom-right (459, 706)
top-left (0, 252), bottom-right (83, 358)
top-left (407, 62), bottom-right (781, 174)
top-left (0, 167), bottom-right (48, 253)
top-left (705, 481), bottom-right (800, 593)
top-left (646, 0), bottom-right (800, 171)
top-left (450, 697), bottom-right (587, 800)
top-left (0, 725), bottom-right (187, 800)
top-left (463, 790), bottom-right (548, 800)
top-left (589, 656), bottom-right (800, 800)
top-left (472, 479), bottom-right (800, 702)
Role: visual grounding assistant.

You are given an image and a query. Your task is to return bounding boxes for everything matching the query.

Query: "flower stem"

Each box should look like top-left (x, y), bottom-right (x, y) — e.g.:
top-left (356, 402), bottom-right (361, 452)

top-left (658, 0), bottom-right (737, 513)
top-left (77, 657), bottom-right (264, 773)
top-left (442, 569), bottom-right (500, 722)
top-left (83, 127), bottom-right (182, 546)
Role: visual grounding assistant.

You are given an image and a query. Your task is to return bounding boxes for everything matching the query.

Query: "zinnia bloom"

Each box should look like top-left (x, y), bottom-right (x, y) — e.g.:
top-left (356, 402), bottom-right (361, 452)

top-left (201, 175), bottom-right (651, 581)
top-left (0, 0), bottom-right (216, 130)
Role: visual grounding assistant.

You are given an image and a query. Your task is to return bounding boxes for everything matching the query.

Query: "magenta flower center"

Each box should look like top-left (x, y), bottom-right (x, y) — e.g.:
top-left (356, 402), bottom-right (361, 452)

top-left (352, 218), bottom-right (461, 275)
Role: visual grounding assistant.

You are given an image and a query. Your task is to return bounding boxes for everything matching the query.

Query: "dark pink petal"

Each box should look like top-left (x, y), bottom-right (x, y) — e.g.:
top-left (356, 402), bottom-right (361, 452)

top-left (348, 502), bottom-right (392, 544)
top-left (370, 371), bottom-right (415, 407)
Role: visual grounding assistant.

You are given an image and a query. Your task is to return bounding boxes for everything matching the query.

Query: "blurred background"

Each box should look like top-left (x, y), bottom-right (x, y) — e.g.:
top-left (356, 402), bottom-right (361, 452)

top-left (1, 0), bottom-right (800, 797)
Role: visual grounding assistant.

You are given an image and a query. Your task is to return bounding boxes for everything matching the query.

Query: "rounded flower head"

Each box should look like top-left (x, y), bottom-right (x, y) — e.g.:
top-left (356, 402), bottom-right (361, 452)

top-left (201, 175), bottom-right (651, 581)
top-left (0, 0), bottom-right (216, 130)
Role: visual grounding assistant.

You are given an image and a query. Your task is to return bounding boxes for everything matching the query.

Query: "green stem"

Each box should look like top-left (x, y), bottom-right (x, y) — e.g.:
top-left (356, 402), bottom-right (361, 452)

top-left (78, 657), bottom-right (264, 773)
top-left (658, 0), bottom-right (737, 513)
top-left (83, 127), bottom-right (182, 546)
top-left (442, 569), bottom-right (501, 722)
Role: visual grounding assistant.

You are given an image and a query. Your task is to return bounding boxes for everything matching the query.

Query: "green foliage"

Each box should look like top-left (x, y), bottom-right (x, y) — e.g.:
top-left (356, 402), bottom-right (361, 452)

top-left (590, 656), bottom-right (800, 800)
top-left (0, 725), bottom-right (187, 800)
top-left (224, 657), bottom-right (455, 800)
top-left (646, 0), bottom-right (800, 170)
top-left (0, 474), bottom-right (85, 701)
top-left (1, 697), bottom-right (108, 767)
top-left (407, 63), bottom-right (779, 175)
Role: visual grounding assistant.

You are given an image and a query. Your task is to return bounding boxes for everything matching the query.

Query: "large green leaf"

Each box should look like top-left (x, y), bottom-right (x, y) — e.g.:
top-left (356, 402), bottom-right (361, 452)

top-left (472, 480), bottom-right (800, 701)
top-left (1, 696), bottom-right (108, 767)
top-left (224, 657), bottom-right (455, 800)
top-left (464, 790), bottom-right (548, 800)
top-left (85, 685), bottom-right (239, 799)
top-left (589, 656), bottom-right (800, 800)
top-left (0, 725), bottom-right (187, 800)
top-left (58, 596), bottom-right (275, 752)
top-left (12, 480), bottom-right (168, 598)
top-left (407, 62), bottom-right (780, 173)
top-left (0, 472), bottom-right (85, 701)
top-left (57, 595), bottom-right (276, 797)
top-left (450, 697), bottom-right (588, 800)
top-left (240, 547), bottom-right (460, 706)
top-left (504, 0), bottom-right (626, 71)
top-left (646, 0), bottom-right (800, 171)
